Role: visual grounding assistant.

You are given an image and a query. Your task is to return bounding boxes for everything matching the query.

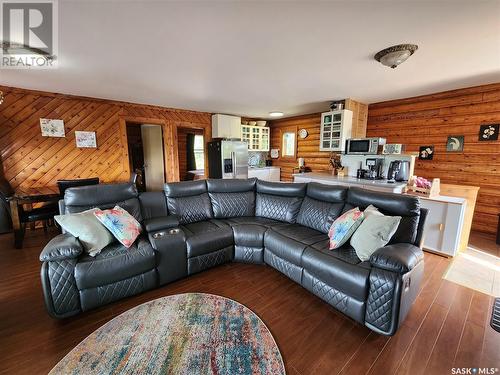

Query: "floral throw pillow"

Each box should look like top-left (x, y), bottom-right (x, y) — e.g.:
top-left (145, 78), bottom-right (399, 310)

top-left (94, 206), bottom-right (142, 248)
top-left (328, 207), bottom-right (364, 250)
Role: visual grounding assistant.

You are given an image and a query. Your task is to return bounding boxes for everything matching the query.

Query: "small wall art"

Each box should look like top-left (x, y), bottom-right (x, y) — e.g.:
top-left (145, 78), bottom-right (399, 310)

top-left (419, 145), bottom-right (434, 160)
top-left (270, 149), bottom-right (279, 159)
top-left (446, 136), bottom-right (464, 152)
top-left (478, 124), bottom-right (499, 141)
top-left (75, 131), bottom-right (97, 148)
top-left (40, 118), bottom-right (65, 137)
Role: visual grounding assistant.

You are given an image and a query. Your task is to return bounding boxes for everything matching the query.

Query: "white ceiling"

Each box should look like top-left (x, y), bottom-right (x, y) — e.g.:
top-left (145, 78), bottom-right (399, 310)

top-left (2, 0), bottom-right (500, 118)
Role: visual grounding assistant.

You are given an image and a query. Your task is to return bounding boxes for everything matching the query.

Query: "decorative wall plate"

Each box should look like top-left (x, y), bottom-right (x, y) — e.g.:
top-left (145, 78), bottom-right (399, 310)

top-left (298, 129), bottom-right (308, 139)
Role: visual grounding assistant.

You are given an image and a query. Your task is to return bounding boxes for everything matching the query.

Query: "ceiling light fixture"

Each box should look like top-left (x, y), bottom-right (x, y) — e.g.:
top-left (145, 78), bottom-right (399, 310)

top-left (374, 44), bottom-right (418, 69)
top-left (269, 112), bottom-right (284, 118)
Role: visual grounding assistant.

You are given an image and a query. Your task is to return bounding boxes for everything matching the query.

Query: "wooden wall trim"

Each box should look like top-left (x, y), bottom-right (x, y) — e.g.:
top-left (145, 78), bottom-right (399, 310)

top-left (0, 85), bottom-right (211, 190)
top-left (367, 82), bottom-right (500, 235)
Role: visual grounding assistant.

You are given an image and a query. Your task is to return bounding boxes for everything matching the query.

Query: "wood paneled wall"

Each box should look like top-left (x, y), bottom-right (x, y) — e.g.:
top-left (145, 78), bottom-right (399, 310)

top-left (269, 99), bottom-right (367, 181)
top-left (0, 86), bottom-right (211, 190)
top-left (367, 83), bottom-right (500, 235)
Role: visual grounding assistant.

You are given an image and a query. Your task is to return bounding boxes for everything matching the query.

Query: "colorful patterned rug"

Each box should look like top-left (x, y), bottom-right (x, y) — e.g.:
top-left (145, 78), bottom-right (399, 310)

top-left (50, 293), bottom-right (285, 375)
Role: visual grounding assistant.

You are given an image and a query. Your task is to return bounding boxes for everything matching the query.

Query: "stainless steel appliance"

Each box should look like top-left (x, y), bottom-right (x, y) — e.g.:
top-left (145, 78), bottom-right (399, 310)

top-left (387, 160), bottom-right (410, 182)
top-left (208, 140), bottom-right (248, 179)
top-left (346, 137), bottom-right (386, 155)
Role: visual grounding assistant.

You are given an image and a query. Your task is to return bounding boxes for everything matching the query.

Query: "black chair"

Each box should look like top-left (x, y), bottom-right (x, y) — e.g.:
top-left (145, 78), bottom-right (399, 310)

top-left (57, 177), bottom-right (100, 197)
top-left (0, 178), bottom-right (14, 234)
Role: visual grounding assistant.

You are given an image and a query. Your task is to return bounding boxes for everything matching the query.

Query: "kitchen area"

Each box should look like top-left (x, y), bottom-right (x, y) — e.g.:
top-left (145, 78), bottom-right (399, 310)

top-left (207, 104), bottom-right (480, 259)
top-left (208, 114), bottom-right (280, 182)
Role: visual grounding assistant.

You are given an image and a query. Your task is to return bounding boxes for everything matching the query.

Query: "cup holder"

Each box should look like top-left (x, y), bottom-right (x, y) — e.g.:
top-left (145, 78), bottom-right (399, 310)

top-left (152, 228), bottom-right (180, 239)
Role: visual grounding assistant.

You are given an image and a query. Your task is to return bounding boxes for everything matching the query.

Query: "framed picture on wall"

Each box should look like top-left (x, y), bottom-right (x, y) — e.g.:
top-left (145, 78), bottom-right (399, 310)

top-left (40, 119), bottom-right (65, 137)
top-left (478, 124), bottom-right (499, 141)
top-left (446, 136), bottom-right (464, 152)
top-left (419, 146), bottom-right (434, 160)
top-left (75, 131), bottom-right (97, 148)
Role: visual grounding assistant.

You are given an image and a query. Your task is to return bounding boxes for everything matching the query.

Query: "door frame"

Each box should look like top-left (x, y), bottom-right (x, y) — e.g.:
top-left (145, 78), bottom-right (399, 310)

top-left (119, 116), bottom-right (211, 182)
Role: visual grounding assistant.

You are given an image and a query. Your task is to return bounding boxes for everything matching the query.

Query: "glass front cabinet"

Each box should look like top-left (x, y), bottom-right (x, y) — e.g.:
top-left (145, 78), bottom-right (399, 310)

top-left (241, 125), bottom-right (270, 151)
top-left (319, 110), bottom-right (353, 152)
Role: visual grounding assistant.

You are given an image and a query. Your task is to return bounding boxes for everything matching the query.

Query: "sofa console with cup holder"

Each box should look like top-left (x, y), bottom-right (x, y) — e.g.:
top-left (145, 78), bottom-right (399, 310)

top-left (40, 178), bottom-right (427, 335)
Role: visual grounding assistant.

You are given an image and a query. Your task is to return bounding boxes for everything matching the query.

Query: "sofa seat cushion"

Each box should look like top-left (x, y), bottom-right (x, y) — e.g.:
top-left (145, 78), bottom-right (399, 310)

top-left (302, 244), bottom-right (371, 301)
top-left (75, 236), bottom-right (156, 290)
top-left (271, 224), bottom-right (328, 245)
top-left (180, 219), bottom-right (233, 258)
top-left (264, 224), bottom-right (327, 266)
top-left (232, 224), bottom-right (267, 247)
top-left (224, 216), bottom-right (285, 227)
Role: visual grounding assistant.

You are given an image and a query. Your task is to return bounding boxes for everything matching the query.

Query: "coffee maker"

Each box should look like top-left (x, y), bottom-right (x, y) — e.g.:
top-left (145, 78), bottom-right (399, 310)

top-left (364, 158), bottom-right (383, 180)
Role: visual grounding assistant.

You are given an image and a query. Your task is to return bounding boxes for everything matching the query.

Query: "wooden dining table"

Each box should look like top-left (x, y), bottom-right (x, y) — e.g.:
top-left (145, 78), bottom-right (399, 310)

top-left (8, 186), bottom-right (60, 248)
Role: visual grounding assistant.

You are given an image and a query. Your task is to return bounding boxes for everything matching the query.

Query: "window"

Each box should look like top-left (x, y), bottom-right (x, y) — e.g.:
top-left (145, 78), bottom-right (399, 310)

top-left (193, 135), bottom-right (204, 170)
top-left (281, 127), bottom-right (297, 159)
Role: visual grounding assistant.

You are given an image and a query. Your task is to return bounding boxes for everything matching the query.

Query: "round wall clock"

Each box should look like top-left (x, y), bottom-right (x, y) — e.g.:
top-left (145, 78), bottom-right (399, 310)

top-left (298, 129), bottom-right (308, 139)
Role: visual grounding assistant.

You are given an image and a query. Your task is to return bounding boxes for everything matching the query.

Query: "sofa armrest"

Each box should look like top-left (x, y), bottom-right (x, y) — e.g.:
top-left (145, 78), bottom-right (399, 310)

top-left (144, 215), bottom-right (179, 232)
top-left (370, 243), bottom-right (424, 274)
top-left (39, 234), bottom-right (83, 262)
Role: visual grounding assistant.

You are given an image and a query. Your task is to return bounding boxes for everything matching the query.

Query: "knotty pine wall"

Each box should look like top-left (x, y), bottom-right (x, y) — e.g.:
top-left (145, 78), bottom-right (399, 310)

top-left (367, 83), bottom-right (500, 235)
top-left (0, 86), bottom-right (211, 190)
top-left (269, 99), bottom-right (367, 181)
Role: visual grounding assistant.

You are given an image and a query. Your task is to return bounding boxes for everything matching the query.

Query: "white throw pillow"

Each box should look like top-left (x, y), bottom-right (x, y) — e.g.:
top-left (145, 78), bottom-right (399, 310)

top-left (350, 213), bottom-right (401, 261)
top-left (55, 208), bottom-right (115, 257)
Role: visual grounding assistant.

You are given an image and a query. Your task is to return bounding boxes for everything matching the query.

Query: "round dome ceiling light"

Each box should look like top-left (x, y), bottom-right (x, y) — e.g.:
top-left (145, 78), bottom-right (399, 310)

top-left (374, 44), bottom-right (418, 69)
top-left (269, 112), bottom-right (284, 117)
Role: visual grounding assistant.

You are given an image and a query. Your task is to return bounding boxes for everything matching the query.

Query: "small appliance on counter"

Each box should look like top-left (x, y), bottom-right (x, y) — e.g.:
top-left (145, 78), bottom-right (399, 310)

top-left (387, 160), bottom-right (410, 182)
top-left (382, 143), bottom-right (405, 155)
top-left (364, 158), bottom-right (384, 180)
top-left (208, 140), bottom-right (248, 179)
top-left (346, 137), bottom-right (386, 155)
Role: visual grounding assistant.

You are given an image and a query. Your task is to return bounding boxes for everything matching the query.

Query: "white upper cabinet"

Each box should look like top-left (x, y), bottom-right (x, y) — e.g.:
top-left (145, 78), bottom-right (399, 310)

top-left (241, 125), bottom-right (270, 151)
top-left (319, 110), bottom-right (353, 152)
top-left (212, 114), bottom-right (242, 139)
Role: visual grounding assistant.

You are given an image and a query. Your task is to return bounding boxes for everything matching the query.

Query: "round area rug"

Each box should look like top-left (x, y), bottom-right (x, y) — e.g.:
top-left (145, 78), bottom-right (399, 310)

top-left (50, 293), bottom-right (285, 375)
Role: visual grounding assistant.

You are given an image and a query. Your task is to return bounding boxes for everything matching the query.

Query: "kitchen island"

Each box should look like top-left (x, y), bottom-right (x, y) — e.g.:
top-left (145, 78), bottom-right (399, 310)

top-left (292, 172), bottom-right (407, 193)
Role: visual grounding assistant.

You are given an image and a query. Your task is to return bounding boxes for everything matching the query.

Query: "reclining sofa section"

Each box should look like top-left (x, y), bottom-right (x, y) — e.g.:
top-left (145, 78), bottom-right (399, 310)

top-left (40, 178), bottom-right (427, 336)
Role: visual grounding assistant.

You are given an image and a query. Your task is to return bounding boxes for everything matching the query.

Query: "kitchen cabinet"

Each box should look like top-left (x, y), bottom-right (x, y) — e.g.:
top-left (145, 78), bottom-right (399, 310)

top-left (319, 110), bottom-right (353, 152)
top-left (212, 114), bottom-right (241, 139)
top-left (241, 125), bottom-right (270, 151)
top-left (248, 167), bottom-right (280, 182)
top-left (419, 196), bottom-right (466, 257)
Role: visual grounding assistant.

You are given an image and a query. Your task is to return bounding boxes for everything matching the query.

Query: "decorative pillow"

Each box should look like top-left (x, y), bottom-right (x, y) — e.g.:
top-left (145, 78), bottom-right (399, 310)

top-left (328, 207), bottom-right (364, 249)
top-left (363, 204), bottom-right (380, 218)
top-left (94, 206), bottom-right (142, 248)
top-left (350, 214), bottom-right (401, 261)
top-left (54, 208), bottom-right (114, 257)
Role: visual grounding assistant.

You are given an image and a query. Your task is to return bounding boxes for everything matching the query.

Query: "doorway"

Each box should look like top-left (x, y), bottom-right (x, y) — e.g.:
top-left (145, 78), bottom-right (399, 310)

top-left (125, 123), bottom-right (166, 191)
top-left (177, 127), bottom-right (205, 181)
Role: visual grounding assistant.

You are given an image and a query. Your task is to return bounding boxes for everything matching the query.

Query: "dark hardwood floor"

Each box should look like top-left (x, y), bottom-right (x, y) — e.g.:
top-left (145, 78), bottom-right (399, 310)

top-left (1, 228), bottom-right (498, 375)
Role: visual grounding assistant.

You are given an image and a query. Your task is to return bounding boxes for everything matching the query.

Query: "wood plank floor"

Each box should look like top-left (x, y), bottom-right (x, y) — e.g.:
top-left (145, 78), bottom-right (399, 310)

top-left (0, 228), bottom-right (499, 375)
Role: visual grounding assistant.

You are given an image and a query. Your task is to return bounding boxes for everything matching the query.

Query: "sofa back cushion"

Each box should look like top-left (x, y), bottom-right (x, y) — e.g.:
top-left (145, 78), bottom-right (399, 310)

top-left (255, 180), bottom-right (306, 223)
top-left (297, 183), bottom-right (348, 233)
top-left (344, 187), bottom-right (420, 244)
top-left (164, 180), bottom-right (213, 224)
top-left (207, 178), bottom-right (256, 218)
top-left (63, 183), bottom-right (142, 222)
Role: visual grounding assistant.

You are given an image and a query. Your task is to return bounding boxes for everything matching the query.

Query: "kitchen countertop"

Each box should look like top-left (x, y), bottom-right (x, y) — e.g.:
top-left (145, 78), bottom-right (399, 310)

top-left (249, 166), bottom-right (280, 169)
top-left (293, 172), bottom-right (467, 204)
top-left (292, 172), bottom-right (407, 188)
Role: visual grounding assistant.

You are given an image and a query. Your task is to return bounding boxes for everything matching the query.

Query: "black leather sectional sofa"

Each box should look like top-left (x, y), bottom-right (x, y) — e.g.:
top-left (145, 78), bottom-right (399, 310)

top-left (40, 178), bottom-right (426, 335)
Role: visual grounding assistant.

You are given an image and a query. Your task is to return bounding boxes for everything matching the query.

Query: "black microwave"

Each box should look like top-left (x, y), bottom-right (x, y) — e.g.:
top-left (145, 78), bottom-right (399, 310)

top-left (346, 138), bottom-right (386, 155)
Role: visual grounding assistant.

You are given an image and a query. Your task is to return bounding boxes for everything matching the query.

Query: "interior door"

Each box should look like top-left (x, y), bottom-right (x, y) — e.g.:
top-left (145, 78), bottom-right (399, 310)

top-left (141, 125), bottom-right (165, 191)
